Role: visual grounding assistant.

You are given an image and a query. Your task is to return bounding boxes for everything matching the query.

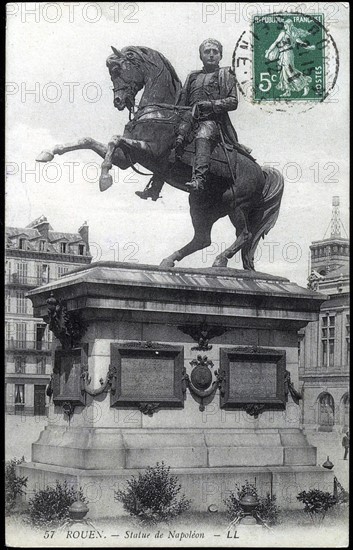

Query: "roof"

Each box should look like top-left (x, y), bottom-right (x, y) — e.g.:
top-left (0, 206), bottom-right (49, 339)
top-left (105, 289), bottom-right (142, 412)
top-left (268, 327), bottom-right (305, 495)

top-left (6, 226), bottom-right (84, 244)
top-left (325, 263), bottom-right (349, 279)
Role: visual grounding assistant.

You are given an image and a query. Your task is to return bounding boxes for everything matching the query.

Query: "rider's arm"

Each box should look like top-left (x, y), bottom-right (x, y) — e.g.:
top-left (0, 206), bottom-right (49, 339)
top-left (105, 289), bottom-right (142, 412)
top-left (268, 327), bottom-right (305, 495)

top-left (202, 69), bottom-right (238, 114)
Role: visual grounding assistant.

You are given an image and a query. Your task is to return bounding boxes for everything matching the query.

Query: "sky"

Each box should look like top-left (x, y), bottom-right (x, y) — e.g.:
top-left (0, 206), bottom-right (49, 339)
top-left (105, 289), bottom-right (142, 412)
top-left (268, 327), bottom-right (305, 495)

top-left (5, 2), bottom-right (349, 287)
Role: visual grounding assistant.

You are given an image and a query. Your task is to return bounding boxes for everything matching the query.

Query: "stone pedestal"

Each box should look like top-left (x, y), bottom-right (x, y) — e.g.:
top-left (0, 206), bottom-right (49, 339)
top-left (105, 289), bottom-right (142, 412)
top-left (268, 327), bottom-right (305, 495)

top-left (19, 262), bottom-right (334, 518)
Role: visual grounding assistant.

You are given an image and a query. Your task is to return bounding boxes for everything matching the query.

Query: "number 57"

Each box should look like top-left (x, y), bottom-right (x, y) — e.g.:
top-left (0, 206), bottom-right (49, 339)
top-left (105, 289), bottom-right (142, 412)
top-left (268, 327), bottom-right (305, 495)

top-left (259, 72), bottom-right (277, 92)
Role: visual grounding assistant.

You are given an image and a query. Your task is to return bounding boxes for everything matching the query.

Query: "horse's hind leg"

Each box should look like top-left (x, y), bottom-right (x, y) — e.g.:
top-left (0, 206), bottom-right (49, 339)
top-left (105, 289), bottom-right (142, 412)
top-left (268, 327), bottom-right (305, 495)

top-left (241, 241), bottom-right (256, 270)
top-left (213, 207), bottom-right (252, 268)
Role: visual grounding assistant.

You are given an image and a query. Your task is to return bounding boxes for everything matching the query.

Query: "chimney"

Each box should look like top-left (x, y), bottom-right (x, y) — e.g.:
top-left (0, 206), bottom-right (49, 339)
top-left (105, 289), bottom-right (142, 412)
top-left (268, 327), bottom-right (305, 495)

top-left (78, 221), bottom-right (89, 250)
top-left (31, 216), bottom-right (50, 239)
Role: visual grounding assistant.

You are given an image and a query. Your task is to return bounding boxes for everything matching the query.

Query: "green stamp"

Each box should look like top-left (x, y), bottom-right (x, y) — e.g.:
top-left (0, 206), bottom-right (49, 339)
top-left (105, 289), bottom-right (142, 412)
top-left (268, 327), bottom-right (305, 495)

top-left (253, 14), bottom-right (325, 102)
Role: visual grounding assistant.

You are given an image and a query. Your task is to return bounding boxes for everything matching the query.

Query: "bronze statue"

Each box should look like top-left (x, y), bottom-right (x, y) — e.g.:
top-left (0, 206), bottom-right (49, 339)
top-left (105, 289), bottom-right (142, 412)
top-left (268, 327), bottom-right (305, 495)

top-left (136, 39), bottom-right (251, 201)
top-left (36, 44), bottom-right (283, 270)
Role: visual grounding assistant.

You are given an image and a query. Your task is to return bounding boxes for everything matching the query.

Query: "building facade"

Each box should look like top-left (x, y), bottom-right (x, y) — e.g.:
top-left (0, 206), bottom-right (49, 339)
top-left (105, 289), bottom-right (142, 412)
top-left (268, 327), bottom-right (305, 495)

top-left (299, 198), bottom-right (349, 433)
top-left (5, 216), bottom-right (92, 416)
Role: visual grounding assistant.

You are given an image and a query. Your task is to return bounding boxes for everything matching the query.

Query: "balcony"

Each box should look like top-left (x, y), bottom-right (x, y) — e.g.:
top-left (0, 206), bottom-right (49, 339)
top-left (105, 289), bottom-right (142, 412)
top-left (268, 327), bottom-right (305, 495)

top-left (6, 274), bottom-right (50, 287)
top-left (6, 340), bottom-right (52, 352)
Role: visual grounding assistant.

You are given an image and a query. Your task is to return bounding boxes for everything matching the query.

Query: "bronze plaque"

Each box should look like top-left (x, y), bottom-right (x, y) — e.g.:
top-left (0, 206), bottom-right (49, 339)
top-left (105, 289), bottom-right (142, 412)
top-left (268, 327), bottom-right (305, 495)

top-left (228, 361), bottom-right (278, 400)
top-left (120, 355), bottom-right (175, 398)
top-left (220, 347), bottom-right (286, 410)
top-left (110, 343), bottom-right (184, 409)
top-left (53, 345), bottom-right (88, 406)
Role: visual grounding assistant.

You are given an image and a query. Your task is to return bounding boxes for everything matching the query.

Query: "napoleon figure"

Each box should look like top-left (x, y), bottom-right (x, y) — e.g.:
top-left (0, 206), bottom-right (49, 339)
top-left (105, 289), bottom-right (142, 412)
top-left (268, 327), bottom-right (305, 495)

top-left (136, 38), bottom-right (248, 200)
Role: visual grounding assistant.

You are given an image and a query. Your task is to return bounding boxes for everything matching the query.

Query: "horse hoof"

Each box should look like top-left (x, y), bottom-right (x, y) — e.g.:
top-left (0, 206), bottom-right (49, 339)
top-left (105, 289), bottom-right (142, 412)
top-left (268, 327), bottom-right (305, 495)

top-left (160, 259), bottom-right (175, 269)
top-left (99, 174), bottom-right (113, 192)
top-left (36, 151), bottom-right (54, 162)
top-left (212, 257), bottom-right (228, 268)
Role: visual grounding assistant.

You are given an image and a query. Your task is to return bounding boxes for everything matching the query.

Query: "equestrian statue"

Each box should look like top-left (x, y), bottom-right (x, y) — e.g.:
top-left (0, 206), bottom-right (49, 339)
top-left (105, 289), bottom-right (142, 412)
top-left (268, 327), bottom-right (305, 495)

top-left (36, 39), bottom-right (284, 269)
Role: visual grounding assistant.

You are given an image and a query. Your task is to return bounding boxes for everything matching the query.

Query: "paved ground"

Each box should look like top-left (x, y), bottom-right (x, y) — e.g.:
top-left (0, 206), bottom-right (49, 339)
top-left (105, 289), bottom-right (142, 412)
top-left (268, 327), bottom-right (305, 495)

top-left (6, 507), bottom-right (349, 548)
top-left (304, 430), bottom-right (349, 490)
top-left (5, 414), bottom-right (48, 461)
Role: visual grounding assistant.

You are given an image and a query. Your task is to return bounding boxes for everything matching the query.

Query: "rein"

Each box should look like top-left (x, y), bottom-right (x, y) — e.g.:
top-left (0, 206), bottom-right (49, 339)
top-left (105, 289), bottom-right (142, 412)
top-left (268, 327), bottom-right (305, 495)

top-left (125, 103), bottom-right (194, 176)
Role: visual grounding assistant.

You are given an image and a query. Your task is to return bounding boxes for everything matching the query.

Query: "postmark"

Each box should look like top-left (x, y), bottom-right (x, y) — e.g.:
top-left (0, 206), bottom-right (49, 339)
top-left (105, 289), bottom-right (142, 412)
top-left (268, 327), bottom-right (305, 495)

top-left (233, 12), bottom-right (339, 113)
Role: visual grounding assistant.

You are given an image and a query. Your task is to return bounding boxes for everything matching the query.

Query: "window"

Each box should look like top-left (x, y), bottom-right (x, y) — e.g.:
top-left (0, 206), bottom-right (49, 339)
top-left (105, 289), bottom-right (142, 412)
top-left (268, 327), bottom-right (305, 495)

top-left (5, 290), bottom-right (11, 313)
top-left (36, 357), bottom-right (46, 375)
top-left (6, 322), bottom-right (12, 344)
top-left (19, 238), bottom-right (26, 250)
top-left (321, 314), bottom-right (335, 367)
top-left (39, 240), bottom-right (46, 251)
top-left (60, 242), bottom-right (67, 253)
top-left (15, 384), bottom-right (25, 404)
top-left (15, 323), bottom-right (27, 349)
top-left (318, 392), bottom-right (335, 431)
top-left (36, 324), bottom-right (46, 350)
top-left (57, 265), bottom-right (69, 278)
top-left (346, 314), bottom-right (350, 365)
top-left (37, 264), bottom-right (49, 284)
top-left (79, 244), bottom-right (85, 255)
top-left (16, 291), bottom-right (27, 314)
top-left (16, 262), bottom-right (28, 283)
top-left (15, 357), bottom-right (26, 374)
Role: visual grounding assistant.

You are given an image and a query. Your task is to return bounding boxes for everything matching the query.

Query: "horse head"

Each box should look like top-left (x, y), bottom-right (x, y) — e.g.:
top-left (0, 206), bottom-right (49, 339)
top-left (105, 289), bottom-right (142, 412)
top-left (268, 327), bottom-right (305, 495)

top-left (106, 46), bottom-right (181, 111)
top-left (106, 47), bottom-right (145, 111)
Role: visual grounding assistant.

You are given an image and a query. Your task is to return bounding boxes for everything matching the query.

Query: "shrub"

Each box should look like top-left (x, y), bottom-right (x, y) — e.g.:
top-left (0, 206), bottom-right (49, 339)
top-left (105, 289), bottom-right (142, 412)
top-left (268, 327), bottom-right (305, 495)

top-left (115, 462), bottom-right (191, 525)
top-left (27, 480), bottom-right (87, 528)
top-left (224, 480), bottom-right (280, 526)
top-left (297, 489), bottom-right (337, 524)
top-left (5, 457), bottom-right (28, 514)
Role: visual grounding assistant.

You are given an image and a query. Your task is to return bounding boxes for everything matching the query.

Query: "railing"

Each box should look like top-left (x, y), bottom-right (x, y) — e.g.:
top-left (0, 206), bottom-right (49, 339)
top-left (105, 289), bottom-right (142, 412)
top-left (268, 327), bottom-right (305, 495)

top-left (6, 340), bottom-right (52, 351)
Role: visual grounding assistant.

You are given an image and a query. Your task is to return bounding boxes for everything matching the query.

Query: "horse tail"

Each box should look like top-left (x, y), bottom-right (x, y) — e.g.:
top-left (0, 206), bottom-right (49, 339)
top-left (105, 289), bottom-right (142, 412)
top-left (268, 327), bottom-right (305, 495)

top-left (242, 166), bottom-right (284, 269)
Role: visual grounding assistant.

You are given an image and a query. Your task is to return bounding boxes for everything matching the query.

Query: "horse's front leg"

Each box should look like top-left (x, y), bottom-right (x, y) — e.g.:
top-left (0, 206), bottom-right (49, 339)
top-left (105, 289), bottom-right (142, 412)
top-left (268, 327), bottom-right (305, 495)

top-left (36, 138), bottom-right (108, 163)
top-left (160, 214), bottom-right (213, 269)
top-left (100, 136), bottom-right (153, 191)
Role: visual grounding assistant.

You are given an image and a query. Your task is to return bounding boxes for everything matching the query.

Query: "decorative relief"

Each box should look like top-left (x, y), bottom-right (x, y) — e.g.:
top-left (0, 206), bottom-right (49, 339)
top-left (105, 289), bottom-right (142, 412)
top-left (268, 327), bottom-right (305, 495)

top-left (284, 370), bottom-right (302, 405)
top-left (137, 402), bottom-right (160, 416)
top-left (178, 322), bottom-right (231, 351)
top-left (243, 404), bottom-right (267, 419)
top-left (80, 363), bottom-right (117, 397)
top-left (46, 293), bottom-right (87, 349)
top-left (183, 354), bottom-right (224, 412)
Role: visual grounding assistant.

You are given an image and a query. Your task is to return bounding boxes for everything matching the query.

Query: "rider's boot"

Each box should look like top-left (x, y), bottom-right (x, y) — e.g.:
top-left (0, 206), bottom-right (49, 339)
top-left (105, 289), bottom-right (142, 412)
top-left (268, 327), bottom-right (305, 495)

top-left (185, 138), bottom-right (212, 193)
top-left (135, 175), bottom-right (164, 201)
top-left (175, 135), bottom-right (185, 158)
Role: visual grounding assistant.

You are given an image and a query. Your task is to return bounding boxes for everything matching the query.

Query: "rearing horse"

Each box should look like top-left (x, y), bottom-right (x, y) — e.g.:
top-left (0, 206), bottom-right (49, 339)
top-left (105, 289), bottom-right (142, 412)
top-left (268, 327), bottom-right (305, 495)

top-left (36, 46), bottom-right (283, 269)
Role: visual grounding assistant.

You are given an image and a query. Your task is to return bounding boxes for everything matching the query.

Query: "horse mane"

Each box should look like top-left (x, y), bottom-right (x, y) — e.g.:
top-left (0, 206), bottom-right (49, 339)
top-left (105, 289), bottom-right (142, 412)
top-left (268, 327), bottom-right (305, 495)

top-left (107, 46), bottom-right (182, 99)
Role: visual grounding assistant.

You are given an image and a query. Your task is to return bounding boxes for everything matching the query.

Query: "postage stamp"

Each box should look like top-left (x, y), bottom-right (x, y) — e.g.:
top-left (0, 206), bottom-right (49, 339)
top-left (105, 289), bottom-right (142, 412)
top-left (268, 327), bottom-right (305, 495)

top-left (233, 11), bottom-right (339, 114)
top-left (252, 14), bottom-right (325, 102)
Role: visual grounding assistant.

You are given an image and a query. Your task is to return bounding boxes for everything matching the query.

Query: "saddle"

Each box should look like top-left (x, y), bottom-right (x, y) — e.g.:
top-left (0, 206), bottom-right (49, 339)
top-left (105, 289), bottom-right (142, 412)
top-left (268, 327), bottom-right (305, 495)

top-left (168, 140), bottom-right (255, 180)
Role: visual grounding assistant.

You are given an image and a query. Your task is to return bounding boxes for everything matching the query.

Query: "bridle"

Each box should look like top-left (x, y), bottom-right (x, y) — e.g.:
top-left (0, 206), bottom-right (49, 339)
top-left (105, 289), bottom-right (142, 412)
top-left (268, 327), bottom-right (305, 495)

top-left (111, 69), bottom-right (143, 119)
